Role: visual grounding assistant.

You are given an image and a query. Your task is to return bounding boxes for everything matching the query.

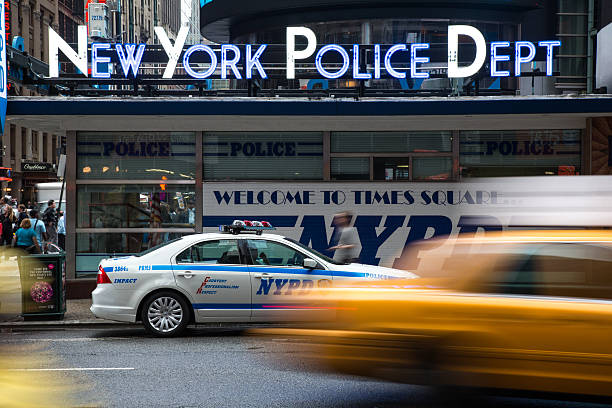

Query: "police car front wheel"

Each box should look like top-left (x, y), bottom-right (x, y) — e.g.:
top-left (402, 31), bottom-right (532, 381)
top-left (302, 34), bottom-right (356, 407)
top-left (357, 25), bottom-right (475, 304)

top-left (141, 292), bottom-right (189, 337)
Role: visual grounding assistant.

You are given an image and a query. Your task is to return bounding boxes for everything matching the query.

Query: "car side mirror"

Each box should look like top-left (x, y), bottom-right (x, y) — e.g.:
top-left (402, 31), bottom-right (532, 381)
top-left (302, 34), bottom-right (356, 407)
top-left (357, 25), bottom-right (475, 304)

top-left (303, 258), bottom-right (317, 269)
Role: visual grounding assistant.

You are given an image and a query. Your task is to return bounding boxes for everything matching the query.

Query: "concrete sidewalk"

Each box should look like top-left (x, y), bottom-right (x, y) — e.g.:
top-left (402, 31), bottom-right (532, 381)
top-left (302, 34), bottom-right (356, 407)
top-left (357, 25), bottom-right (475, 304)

top-left (0, 299), bottom-right (136, 328)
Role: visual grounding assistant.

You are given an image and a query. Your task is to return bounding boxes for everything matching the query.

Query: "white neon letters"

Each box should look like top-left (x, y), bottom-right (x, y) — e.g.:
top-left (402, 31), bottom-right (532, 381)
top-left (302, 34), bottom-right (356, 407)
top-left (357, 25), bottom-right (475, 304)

top-left (183, 45), bottom-right (217, 79)
top-left (91, 43), bottom-right (111, 78)
top-left (385, 44), bottom-right (407, 79)
top-left (155, 25), bottom-right (189, 79)
top-left (515, 41), bottom-right (536, 76)
top-left (48, 25), bottom-right (88, 77)
top-left (221, 45), bottom-right (241, 79)
top-left (46, 25), bottom-right (561, 81)
top-left (315, 45), bottom-right (350, 79)
top-left (490, 42), bottom-right (511, 77)
top-left (539, 41), bottom-right (561, 76)
top-left (447, 25), bottom-right (487, 78)
top-left (411, 43), bottom-right (430, 79)
top-left (246, 45), bottom-right (268, 79)
top-left (115, 44), bottom-right (146, 78)
top-left (286, 27), bottom-right (317, 79)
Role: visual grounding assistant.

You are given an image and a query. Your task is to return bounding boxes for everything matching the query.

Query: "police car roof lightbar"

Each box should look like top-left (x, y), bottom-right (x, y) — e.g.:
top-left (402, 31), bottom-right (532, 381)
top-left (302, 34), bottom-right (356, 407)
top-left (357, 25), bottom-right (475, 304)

top-left (220, 220), bottom-right (276, 235)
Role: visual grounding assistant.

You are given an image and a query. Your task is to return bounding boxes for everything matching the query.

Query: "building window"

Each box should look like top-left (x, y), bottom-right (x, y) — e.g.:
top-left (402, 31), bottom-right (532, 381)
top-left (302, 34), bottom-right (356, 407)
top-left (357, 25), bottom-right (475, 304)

top-left (330, 131), bottom-right (453, 181)
top-left (10, 125), bottom-right (16, 160)
top-left (459, 130), bottom-right (582, 177)
top-left (77, 132), bottom-right (196, 180)
top-left (77, 184), bottom-right (196, 229)
top-left (43, 133), bottom-right (48, 162)
top-left (203, 132), bottom-right (323, 180)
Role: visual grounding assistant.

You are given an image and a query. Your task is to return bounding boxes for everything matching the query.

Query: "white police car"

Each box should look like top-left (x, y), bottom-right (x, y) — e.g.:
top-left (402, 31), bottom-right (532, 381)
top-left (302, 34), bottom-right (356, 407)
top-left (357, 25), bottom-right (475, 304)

top-left (91, 221), bottom-right (417, 336)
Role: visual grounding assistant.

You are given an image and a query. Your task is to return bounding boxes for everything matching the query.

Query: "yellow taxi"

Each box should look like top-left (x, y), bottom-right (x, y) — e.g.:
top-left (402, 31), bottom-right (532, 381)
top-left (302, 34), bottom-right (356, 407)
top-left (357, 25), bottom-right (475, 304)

top-left (265, 231), bottom-right (612, 398)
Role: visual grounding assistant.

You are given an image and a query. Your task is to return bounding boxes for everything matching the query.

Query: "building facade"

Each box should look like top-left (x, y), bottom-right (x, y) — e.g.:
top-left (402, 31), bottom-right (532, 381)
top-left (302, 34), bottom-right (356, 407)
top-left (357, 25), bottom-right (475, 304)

top-left (200, 0), bottom-right (612, 94)
top-left (0, 0), bottom-right (84, 203)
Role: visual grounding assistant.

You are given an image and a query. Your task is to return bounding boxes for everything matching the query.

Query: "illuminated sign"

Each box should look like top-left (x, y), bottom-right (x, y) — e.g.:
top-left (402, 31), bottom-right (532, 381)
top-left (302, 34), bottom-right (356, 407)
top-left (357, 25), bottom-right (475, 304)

top-left (0, 167), bottom-right (12, 182)
top-left (47, 25), bottom-right (560, 81)
top-left (0, 0), bottom-right (6, 131)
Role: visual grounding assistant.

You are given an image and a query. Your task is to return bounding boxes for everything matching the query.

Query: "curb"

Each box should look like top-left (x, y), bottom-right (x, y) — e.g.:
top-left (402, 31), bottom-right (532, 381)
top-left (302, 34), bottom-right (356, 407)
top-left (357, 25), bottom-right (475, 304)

top-left (0, 319), bottom-right (141, 329)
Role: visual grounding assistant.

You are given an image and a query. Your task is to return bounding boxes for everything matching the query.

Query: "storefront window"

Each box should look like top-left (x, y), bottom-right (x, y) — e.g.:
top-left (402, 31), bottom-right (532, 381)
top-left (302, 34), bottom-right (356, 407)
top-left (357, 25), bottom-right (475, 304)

top-left (413, 157), bottom-right (453, 181)
top-left (77, 132), bottom-right (196, 180)
top-left (203, 132), bottom-right (323, 180)
top-left (373, 157), bottom-right (410, 181)
top-left (460, 130), bottom-right (582, 177)
top-left (331, 157), bottom-right (370, 180)
top-left (331, 131), bottom-right (452, 153)
top-left (77, 185), bottom-right (196, 229)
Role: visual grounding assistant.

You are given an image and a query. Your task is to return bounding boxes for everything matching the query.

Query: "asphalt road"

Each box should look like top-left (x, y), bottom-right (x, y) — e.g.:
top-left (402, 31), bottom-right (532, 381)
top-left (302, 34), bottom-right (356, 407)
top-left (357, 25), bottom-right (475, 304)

top-left (1, 326), bottom-right (612, 408)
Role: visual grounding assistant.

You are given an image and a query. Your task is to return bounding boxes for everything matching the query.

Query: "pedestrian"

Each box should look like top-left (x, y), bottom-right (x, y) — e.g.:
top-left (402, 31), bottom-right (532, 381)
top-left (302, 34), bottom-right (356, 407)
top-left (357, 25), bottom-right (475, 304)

top-left (13, 218), bottom-right (41, 254)
top-left (0, 205), bottom-right (16, 247)
top-left (0, 196), bottom-right (9, 215)
top-left (328, 211), bottom-right (360, 264)
top-left (14, 204), bottom-right (28, 231)
top-left (57, 211), bottom-right (66, 250)
top-left (29, 209), bottom-right (47, 252)
top-left (43, 199), bottom-right (58, 245)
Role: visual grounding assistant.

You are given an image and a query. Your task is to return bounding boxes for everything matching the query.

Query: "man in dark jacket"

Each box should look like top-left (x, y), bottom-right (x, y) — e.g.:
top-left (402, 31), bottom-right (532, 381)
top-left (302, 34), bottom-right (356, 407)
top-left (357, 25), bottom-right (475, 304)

top-left (43, 200), bottom-right (58, 245)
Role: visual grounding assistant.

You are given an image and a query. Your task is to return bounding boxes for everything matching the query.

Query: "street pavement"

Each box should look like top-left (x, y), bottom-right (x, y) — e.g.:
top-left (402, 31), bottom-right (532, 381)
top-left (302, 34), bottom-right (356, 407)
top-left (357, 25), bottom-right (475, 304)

top-left (1, 326), bottom-right (611, 408)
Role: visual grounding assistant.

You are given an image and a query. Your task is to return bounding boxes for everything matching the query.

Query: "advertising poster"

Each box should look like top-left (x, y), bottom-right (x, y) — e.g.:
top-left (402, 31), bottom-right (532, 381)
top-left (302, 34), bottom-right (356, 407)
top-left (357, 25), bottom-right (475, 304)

top-left (20, 258), bottom-right (61, 314)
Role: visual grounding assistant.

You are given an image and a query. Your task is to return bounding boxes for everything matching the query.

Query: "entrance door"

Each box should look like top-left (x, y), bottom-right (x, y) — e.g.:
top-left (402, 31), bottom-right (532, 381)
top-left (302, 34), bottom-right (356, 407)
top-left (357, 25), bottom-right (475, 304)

top-left (172, 238), bottom-right (251, 321)
top-left (244, 238), bottom-right (333, 321)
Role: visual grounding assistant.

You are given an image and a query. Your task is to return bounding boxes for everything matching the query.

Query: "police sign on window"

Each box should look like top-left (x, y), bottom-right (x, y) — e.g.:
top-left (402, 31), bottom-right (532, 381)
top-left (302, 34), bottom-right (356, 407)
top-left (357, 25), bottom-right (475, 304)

top-left (77, 132), bottom-right (196, 180)
top-left (203, 132), bottom-right (323, 180)
top-left (460, 130), bottom-right (582, 177)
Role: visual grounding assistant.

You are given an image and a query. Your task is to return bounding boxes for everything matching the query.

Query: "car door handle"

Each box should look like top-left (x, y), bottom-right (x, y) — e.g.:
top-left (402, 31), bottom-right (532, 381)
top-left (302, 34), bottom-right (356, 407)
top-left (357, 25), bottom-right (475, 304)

top-left (177, 271), bottom-right (194, 279)
top-left (254, 273), bottom-right (273, 280)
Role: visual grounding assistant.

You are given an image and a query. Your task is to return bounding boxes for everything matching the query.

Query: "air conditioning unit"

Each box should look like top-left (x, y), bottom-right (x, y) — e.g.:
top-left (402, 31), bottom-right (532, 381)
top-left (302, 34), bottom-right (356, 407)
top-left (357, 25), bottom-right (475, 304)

top-left (91, 30), bottom-right (102, 37)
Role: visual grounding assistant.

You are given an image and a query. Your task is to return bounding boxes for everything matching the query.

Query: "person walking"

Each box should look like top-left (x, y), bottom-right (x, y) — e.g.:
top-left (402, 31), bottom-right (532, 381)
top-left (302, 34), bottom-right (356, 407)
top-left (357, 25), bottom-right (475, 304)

top-left (15, 204), bottom-right (28, 231)
top-left (29, 209), bottom-right (47, 252)
top-left (13, 218), bottom-right (41, 254)
top-left (0, 205), bottom-right (16, 247)
top-left (328, 211), bottom-right (361, 264)
top-left (43, 200), bottom-right (58, 245)
top-left (57, 211), bottom-right (66, 250)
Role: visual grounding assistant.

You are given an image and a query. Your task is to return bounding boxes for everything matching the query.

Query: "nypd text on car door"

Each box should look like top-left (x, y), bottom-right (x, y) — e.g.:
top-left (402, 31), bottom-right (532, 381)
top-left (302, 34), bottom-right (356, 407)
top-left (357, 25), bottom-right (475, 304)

top-left (172, 238), bottom-right (252, 321)
top-left (245, 238), bottom-right (333, 321)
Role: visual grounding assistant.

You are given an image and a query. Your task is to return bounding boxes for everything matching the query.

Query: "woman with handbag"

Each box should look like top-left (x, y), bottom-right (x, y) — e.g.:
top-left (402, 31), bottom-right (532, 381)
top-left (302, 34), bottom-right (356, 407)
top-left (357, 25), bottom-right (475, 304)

top-left (13, 218), bottom-right (41, 254)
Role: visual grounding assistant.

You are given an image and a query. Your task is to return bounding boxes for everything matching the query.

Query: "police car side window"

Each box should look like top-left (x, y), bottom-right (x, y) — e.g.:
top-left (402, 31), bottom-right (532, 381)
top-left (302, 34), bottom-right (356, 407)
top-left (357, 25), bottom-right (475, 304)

top-left (246, 240), bottom-right (305, 267)
top-left (176, 240), bottom-right (241, 265)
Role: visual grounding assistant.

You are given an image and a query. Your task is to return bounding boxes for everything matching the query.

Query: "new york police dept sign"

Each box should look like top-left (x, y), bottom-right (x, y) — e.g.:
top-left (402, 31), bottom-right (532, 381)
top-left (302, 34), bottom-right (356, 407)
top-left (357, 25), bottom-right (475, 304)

top-left (47, 25), bottom-right (561, 81)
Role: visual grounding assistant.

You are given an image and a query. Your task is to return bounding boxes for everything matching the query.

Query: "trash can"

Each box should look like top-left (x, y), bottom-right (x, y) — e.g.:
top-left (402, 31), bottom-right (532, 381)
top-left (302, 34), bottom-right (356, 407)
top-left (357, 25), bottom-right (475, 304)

top-left (18, 252), bottom-right (66, 320)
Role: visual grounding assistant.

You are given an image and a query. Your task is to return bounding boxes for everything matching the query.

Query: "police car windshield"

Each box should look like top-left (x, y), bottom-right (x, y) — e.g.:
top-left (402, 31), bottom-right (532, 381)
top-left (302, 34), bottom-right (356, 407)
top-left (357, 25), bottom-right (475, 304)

top-left (284, 238), bottom-right (345, 265)
top-left (137, 238), bottom-right (182, 256)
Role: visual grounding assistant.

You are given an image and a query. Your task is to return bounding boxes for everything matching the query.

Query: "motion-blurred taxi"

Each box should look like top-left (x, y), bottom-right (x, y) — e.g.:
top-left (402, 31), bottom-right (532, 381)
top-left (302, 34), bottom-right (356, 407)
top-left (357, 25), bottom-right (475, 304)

top-left (270, 231), bottom-right (612, 398)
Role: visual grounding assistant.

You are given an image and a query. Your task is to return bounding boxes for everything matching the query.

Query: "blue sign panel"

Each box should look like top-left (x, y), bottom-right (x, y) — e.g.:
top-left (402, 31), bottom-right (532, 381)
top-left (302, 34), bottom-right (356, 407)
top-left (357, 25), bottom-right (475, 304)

top-left (0, 1), bottom-right (7, 134)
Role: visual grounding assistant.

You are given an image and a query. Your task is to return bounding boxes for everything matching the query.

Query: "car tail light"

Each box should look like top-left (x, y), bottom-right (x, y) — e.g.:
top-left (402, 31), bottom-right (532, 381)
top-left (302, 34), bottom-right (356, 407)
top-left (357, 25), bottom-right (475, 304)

top-left (97, 265), bottom-right (112, 284)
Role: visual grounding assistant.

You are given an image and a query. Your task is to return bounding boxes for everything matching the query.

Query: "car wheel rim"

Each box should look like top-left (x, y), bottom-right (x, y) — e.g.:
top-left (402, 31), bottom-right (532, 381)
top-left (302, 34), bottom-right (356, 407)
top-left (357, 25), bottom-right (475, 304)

top-left (147, 297), bottom-right (183, 333)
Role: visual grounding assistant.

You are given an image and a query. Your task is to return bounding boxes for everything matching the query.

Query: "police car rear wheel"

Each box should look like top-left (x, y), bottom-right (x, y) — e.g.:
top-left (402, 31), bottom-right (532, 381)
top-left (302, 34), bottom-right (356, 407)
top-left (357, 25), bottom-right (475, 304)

top-left (142, 292), bottom-right (189, 337)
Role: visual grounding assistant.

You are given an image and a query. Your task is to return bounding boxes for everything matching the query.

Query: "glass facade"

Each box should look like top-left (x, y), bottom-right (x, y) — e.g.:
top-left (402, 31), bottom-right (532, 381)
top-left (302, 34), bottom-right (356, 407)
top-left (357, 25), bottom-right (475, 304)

top-left (74, 128), bottom-right (584, 277)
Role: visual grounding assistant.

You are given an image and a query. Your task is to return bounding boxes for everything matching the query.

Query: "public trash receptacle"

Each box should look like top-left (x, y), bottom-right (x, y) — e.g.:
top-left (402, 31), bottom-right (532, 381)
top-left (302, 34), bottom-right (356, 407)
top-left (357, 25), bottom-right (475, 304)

top-left (18, 252), bottom-right (66, 320)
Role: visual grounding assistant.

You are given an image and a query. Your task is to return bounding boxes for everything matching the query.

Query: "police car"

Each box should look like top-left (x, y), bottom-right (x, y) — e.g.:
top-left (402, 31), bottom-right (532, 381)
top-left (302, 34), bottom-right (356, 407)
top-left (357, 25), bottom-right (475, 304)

top-left (91, 221), bottom-right (417, 336)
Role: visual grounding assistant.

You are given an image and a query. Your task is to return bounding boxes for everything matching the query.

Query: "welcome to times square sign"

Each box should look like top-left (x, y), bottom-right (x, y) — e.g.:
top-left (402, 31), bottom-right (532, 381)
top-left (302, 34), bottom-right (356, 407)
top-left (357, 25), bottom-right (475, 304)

top-left (47, 25), bottom-right (561, 80)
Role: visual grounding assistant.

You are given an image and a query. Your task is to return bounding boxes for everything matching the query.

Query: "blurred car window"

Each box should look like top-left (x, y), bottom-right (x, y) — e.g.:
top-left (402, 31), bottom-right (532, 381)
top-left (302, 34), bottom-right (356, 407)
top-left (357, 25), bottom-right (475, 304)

top-left (460, 242), bottom-right (612, 300)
